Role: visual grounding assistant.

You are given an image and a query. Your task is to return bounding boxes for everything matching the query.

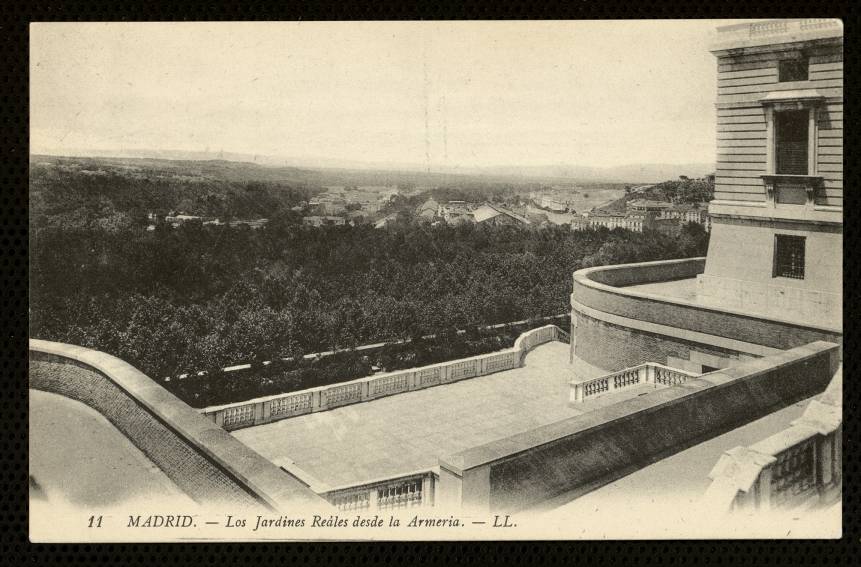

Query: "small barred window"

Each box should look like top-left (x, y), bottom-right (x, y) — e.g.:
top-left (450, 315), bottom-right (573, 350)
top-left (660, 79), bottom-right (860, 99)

top-left (774, 235), bottom-right (806, 279)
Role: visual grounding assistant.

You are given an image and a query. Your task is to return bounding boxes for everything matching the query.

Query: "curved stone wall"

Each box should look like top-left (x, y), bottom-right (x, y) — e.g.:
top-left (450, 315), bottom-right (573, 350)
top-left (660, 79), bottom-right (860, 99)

top-left (574, 311), bottom-right (750, 373)
top-left (571, 258), bottom-right (842, 371)
top-left (29, 339), bottom-right (326, 511)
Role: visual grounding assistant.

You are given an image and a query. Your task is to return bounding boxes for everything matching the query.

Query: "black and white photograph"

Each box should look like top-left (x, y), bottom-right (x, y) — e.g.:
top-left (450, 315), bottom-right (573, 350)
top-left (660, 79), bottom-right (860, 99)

top-left (27, 18), bottom-right (843, 541)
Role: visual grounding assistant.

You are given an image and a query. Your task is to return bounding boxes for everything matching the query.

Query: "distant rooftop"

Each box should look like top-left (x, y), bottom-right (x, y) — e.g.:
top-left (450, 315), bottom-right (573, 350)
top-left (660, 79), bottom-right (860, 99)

top-left (233, 342), bottom-right (642, 490)
top-left (628, 199), bottom-right (672, 208)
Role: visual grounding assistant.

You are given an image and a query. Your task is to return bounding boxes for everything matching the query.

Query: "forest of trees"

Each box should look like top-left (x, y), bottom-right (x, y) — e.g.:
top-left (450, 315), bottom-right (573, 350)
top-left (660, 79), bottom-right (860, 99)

top-left (29, 156), bottom-right (711, 405)
top-left (31, 219), bottom-right (709, 380)
top-left (602, 177), bottom-right (714, 212)
top-left (29, 157), bottom-right (322, 230)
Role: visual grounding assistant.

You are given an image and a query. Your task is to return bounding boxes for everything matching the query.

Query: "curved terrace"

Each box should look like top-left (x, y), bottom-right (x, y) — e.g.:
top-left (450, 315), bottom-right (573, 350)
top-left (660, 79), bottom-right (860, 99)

top-left (571, 257), bottom-right (841, 360)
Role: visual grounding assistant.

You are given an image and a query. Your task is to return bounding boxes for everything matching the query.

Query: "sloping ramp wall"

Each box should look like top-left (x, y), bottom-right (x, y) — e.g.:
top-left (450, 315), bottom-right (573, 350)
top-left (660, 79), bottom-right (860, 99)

top-left (29, 339), bottom-right (326, 511)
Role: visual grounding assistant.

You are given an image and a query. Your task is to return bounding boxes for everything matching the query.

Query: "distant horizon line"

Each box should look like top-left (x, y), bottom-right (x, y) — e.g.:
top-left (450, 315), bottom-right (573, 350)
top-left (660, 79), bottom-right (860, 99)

top-left (30, 148), bottom-right (715, 175)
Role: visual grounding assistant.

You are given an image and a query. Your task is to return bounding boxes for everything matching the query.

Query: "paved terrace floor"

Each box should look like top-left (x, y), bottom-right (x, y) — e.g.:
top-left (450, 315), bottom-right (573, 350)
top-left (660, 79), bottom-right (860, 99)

top-left (234, 342), bottom-right (653, 489)
top-left (622, 277), bottom-right (840, 330)
top-left (624, 277), bottom-right (699, 302)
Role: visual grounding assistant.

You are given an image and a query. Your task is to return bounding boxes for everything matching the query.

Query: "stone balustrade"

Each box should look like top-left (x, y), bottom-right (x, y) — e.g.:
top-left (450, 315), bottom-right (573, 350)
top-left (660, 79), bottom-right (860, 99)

top-left (704, 366), bottom-right (842, 513)
top-left (204, 324), bottom-right (568, 431)
top-left (712, 18), bottom-right (842, 50)
top-left (569, 362), bottom-right (701, 403)
top-left (322, 471), bottom-right (437, 512)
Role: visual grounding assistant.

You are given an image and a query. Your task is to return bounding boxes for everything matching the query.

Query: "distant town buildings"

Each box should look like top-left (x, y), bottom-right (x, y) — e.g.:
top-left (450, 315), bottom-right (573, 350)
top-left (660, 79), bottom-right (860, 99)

top-left (571, 212), bottom-right (656, 232)
top-left (436, 200), bottom-right (475, 225)
top-left (164, 213), bottom-right (203, 226)
top-left (302, 216), bottom-right (346, 227)
top-left (416, 198), bottom-right (439, 221)
top-left (310, 185), bottom-right (401, 217)
top-left (229, 218), bottom-right (269, 229)
top-left (529, 188), bottom-right (579, 213)
top-left (626, 199), bottom-right (672, 214)
top-left (626, 199), bottom-right (712, 232)
top-left (151, 212), bottom-right (269, 230)
top-left (568, 201), bottom-right (711, 234)
top-left (471, 203), bottom-right (532, 226)
top-left (373, 214), bottom-right (399, 229)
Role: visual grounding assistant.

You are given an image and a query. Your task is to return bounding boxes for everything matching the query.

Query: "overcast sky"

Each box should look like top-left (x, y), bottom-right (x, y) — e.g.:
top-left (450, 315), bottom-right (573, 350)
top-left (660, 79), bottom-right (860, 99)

top-left (31, 21), bottom-right (742, 169)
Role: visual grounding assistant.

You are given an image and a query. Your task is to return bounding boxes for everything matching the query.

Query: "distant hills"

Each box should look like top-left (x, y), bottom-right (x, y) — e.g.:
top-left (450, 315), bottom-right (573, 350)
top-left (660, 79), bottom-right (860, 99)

top-left (434, 163), bottom-right (715, 184)
top-left (32, 148), bottom-right (713, 185)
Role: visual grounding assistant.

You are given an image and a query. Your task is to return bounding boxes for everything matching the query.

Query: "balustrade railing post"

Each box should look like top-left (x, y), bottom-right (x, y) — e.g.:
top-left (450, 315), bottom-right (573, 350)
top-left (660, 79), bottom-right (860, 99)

top-left (253, 402), bottom-right (265, 426)
top-left (818, 433), bottom-right (834, 488)
top-left (834, 424), bottom-right (843, 483)
top-left (570, 382), bottom-right (584, 403)
top-left (422, 474), bottom-right (432, 507)
top-left (757, 465), bottom-right (774, 511)
top-left (369, 486), bottom-right (380, 511)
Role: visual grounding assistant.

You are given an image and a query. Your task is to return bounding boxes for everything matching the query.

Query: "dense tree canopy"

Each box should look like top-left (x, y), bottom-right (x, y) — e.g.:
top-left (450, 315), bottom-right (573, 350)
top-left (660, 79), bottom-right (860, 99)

top-left (31, 218), bottom-right (709, 381)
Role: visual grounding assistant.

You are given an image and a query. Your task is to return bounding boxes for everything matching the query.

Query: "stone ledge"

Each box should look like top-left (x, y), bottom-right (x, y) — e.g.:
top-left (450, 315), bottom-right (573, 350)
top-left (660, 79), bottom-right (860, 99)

top-left (709, 200), bottom-right (843, 226)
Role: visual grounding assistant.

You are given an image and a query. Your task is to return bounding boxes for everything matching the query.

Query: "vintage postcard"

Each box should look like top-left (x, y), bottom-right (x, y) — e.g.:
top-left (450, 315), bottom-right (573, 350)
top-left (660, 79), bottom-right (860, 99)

top-left (28, 19), bottom-right (842, 542)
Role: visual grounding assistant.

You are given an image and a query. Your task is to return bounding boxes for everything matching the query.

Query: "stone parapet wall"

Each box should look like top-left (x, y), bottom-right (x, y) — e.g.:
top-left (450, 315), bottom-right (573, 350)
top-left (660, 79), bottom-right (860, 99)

top-left (203, 325), bottom-right (567, 431)
top-left (582, 257), bottom-right (707, 288)
top-left (438, 341), bottom-right (840, 513)
top-left (573, 311), bottom-right (749, 373)
top-left (29, 340), bottom-right (326, 511)
top-left (571, 259), bottom-right (841, 366)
